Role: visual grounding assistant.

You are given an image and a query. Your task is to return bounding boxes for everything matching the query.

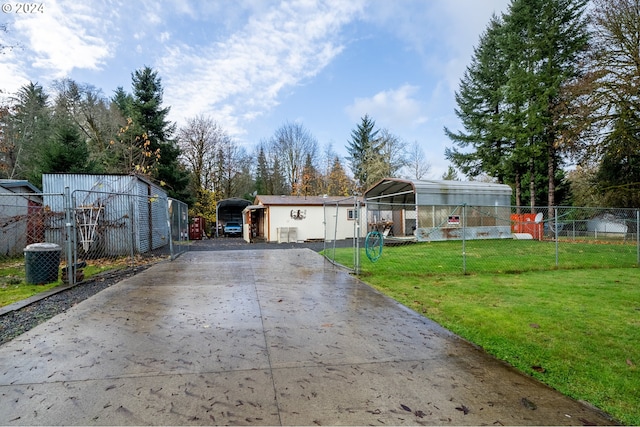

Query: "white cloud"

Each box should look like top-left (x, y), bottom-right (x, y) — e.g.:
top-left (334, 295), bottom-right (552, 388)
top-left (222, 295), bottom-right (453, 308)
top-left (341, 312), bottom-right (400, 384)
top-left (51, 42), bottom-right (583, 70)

top-left (12, 1), bottom-right (114, 78)
top-left (159, 0), bottom-right (365, 138)
top-left (0, 51), bottom-right (30, 97)
top-left (345, 84), bottom-right (428, 129)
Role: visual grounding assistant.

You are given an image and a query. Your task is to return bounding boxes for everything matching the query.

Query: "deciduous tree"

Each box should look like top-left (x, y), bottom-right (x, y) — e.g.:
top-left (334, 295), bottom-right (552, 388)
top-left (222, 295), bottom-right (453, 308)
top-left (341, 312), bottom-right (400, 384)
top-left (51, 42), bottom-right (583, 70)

top-left (269, 122), bottom-right (318, 195)
top-left (405, 141), bottom-right (431, 180)
top-left (589, 0), bottom-right (640, 207)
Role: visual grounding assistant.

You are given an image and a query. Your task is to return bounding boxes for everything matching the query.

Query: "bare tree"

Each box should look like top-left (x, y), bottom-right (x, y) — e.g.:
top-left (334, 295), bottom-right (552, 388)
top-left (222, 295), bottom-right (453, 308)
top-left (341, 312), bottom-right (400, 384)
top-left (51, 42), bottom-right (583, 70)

top-left (587, 0), bottom-right (640, 206)
top-left (318, 143), bottom-right (339, 194)
top-left (363, 128), bottom-right (407, 188)
top-left (269, 121), bottom-right (318, 195)
top-left (178, 115), bottom-right (227, 192)
top-left (405, 140), bottom-right (431, 180)
top-left (214, 135), bottom-right (247, 200)
top-left (0, 23), bottom-right (22, 55)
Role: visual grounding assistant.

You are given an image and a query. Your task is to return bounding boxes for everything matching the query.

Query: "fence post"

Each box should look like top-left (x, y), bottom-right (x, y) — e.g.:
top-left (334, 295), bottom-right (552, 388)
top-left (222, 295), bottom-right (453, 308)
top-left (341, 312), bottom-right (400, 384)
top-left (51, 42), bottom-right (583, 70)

top-left (462, 204), bottom-right (467, 275)
top-left (129, 196), bottom-right (135, 262)
top-left (167, 198), bottom-right (175, 260)
top-left (555, 207), bottom-right (559, 266)
top-left (355, 197), bottom-right (360, 275)
top-left (63, 187), bottom-right (75, 286)
top-left (637, 209), bottom-right (639, 266)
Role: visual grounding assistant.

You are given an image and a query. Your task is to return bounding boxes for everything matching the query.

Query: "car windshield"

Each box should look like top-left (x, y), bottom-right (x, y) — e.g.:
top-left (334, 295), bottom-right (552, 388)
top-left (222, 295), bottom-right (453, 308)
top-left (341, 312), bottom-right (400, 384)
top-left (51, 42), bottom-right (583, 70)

top-left (226, 223), bottom-right (240, 227)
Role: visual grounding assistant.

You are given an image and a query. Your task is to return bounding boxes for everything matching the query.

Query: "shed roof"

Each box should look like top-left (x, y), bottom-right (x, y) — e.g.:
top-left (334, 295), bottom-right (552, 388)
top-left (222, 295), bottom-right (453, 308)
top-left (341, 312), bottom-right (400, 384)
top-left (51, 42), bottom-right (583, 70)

top-left (216, 197), bottom-right (251, 209)
top-left (365, 178), bottom-right (512, 206)
top-left (0, 179), bottom-right (41, 194)
top-left (254, 195), bottom-right (358, 206)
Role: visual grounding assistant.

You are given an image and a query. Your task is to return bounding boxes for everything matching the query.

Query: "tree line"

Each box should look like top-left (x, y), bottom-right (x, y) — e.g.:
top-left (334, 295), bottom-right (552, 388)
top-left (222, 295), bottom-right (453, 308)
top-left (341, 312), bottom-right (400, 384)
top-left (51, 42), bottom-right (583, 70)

top-left (0, 65), bottom-right (427, 223)
top-left (445, 0), bottom-right (640, 209)
top-left (2, 0), bottom-right (637, 227)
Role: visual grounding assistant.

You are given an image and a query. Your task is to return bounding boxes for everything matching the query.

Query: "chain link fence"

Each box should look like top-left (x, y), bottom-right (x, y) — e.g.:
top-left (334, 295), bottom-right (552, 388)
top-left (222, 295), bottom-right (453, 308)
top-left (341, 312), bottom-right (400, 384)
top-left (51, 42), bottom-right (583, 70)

top-left (1, 189), bottom-right (189, 288)
top-left (323, 201), bottom-right (640, 275)
top-left (322, 196), bottom-right (362, 270)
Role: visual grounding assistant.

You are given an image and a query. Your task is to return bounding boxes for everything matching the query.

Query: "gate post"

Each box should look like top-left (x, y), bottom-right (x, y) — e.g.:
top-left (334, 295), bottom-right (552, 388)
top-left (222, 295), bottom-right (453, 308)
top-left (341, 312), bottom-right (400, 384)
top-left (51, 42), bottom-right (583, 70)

top-left (64, 187), bottom-right (75, 285)
top-left (354, 197), bottom-right (360, 275)
top-left (555, 207), bottom-right (559, 266)
top-left (462, 204), bottom-right (467, 275)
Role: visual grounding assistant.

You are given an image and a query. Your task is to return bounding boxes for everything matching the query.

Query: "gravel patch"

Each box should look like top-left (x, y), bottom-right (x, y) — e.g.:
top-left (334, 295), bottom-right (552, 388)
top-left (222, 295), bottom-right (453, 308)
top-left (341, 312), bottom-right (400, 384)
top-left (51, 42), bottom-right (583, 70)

top-left (0, 266), bottom-right (151, 346)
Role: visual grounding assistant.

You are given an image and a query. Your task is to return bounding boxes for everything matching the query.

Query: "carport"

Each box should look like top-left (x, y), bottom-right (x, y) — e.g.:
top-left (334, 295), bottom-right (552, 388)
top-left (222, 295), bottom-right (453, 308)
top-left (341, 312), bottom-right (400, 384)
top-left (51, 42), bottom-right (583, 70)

top-left (364, 178), bottom-right (513, 241)
top-left (215, 198), bottom-right (251, 237)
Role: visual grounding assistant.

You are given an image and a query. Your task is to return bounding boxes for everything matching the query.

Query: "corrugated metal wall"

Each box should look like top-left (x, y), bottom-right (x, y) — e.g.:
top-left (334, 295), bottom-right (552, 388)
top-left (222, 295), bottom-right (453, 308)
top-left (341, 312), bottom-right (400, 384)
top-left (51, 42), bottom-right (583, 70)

top-left (42, 174), bottom-right (170, 256)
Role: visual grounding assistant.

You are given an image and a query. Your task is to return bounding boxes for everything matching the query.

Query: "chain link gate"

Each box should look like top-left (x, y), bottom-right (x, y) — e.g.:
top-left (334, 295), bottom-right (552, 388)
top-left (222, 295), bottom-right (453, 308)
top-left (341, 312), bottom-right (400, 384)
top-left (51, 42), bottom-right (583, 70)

top-left (322, 196), bottom-right (362, 273)
top-left (1, 186), bottom-right (190, 290)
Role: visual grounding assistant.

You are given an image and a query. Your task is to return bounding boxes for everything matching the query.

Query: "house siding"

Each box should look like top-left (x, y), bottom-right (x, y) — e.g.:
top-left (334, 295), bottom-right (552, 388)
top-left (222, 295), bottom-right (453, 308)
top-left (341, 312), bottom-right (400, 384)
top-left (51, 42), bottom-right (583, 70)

top-left (252, 195), bottom-right (361, 243)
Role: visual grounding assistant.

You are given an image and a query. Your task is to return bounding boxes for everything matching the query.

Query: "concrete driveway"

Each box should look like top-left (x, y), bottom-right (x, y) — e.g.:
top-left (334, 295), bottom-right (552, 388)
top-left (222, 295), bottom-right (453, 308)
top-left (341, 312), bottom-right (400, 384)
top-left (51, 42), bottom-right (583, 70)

top-left (0, 249), bottom-right (614, 425)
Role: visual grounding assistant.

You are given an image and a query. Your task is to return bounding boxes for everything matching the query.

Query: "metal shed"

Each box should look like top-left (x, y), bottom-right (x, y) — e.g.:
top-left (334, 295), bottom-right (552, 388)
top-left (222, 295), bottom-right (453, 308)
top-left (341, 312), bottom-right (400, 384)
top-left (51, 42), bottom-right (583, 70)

top-left (0, 180), bottom-right (43, 257)
top-left (42, 174), bottom-right (171, 256)
top-left (365, 178), bottom-right (513, 241)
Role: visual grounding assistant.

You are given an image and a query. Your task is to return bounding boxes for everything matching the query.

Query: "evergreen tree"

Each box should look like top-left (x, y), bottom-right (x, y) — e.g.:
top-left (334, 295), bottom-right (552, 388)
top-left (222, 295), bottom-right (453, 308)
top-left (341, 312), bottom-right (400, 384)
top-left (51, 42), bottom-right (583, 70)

top-left (270, 157), bottom-right (288, 195)
top-left (442, 166), bottom-right (460, 181)
top-left (445, 0), bottom-right (589, 209)
top-left (502, 0), bottom-right (589, 209)
top-left (326, 156), bottom-right (353, 196)
top-left (346, 114), bottom-right (380, 191)
top-left (40, 121), bottom-right (95, 179)
top-left (445, 16), bottom-right (511, 184)
top-left (255, 145), bottom-right (269, 195)
top-left (597, 103), bottom-right (640, 207)
top-left (301, 153), bottom-right (321, 196)
top-left (52, 79), bottom-right (120, 173)
top-left (112, 86), bottom-right (134, 119)
top-left (127, 67), bottom-right (191, 202)
top-left (8, 82), bottom-right (52, 182)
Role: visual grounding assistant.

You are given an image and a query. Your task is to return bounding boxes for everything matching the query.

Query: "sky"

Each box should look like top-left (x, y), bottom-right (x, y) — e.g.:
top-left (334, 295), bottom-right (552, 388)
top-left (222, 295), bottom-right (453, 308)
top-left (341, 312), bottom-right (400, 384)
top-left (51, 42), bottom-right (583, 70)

top-left (0, 0), bottom-right (512, 178)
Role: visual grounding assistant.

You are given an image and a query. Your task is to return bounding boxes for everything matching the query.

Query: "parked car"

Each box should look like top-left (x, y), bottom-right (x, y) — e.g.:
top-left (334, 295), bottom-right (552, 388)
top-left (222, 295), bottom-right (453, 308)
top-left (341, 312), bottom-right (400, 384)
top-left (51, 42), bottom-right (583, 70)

top-left (223, 222), bottom-right (242, 236)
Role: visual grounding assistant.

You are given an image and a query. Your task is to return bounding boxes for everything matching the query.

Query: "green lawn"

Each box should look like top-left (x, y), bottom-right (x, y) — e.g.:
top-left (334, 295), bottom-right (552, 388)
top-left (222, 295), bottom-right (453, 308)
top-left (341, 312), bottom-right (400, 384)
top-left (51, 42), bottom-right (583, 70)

top-left (326, 240), bottom-right (640, 425)
top-left (0, 259), bottom-right (128, 308)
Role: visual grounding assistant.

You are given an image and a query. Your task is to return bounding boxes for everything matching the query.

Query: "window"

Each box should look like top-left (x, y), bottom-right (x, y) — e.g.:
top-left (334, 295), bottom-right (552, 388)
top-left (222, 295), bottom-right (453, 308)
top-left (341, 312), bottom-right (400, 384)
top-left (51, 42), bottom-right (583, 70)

top-left (347, 209), bottom-right (358, 220)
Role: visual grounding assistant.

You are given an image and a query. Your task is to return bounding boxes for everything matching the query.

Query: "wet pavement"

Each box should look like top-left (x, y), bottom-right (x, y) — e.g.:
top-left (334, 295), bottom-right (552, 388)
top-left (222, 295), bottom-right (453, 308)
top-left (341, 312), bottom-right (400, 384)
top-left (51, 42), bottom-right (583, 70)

top-left (0, 249), bottom-right (615, 425)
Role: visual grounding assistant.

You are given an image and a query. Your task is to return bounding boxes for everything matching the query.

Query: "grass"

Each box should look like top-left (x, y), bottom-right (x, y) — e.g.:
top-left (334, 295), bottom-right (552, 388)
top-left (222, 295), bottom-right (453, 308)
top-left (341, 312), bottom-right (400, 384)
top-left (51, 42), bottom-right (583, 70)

top-left (350, 239), bottom-right (638, 275)
top-left (325, 239), bottom-right (640, 425)
top-left (0, 258), bottom-right (131, 308)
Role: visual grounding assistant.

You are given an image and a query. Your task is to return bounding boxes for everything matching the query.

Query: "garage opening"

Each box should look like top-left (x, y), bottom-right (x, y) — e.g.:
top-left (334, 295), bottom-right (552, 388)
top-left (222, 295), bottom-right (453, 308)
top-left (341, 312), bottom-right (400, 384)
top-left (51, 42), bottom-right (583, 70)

top-left (216, 198), bottom-right (251, 237)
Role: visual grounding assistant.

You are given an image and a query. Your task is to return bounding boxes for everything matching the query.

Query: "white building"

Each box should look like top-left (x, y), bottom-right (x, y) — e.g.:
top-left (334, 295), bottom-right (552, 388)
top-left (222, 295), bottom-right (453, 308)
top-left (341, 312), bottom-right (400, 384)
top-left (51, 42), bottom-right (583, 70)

top-left (243, 195), bottom-right (362, 243)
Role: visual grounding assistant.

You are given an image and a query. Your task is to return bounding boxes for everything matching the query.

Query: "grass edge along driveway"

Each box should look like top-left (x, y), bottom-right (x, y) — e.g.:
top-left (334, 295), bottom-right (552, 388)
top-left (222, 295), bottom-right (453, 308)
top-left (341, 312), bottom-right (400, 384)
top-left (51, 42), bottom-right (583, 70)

top-left (362, 267), bottom-right (639, 426)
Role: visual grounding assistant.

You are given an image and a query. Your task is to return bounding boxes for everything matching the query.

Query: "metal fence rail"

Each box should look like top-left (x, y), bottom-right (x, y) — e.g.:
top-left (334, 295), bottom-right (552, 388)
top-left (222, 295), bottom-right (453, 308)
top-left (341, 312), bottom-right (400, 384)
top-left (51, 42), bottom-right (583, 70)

top-left (324, 202), bottom-right (640, 275)
top-left (322, 196), bottom-right (362, 272)
top-left (1, 189), bottom-right (189, 288)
